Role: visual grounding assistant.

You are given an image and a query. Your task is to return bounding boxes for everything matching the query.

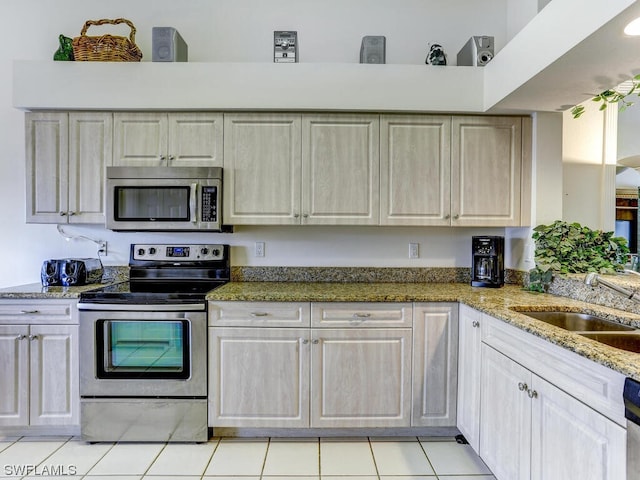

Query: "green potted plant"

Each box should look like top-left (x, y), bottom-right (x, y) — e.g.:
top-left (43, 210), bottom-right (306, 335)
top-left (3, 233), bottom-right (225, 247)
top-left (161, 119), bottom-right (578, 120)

top-left (527, 220), bottom-right (630, 292)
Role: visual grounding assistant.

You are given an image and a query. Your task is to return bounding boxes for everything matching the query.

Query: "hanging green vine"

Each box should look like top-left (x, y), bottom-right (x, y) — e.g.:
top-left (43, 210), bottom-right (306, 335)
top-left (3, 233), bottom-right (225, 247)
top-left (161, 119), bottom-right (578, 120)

top-left (571, 74), bottom-right (640, 118)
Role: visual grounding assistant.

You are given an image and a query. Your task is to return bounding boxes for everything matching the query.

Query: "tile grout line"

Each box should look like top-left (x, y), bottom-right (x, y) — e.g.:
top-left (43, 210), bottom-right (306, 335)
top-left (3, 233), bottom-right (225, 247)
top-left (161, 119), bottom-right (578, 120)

top-left (417, 437), bottom-right (440, 479)
top-left (316, 437), bottom-right (321, 479)
top-left (259, 436), bottom-right (271, 479)
top-left (141, 440), bottom-right (169, 478)
top-left (366, 436), bottom-right (381, 480)
top-left (200, 437), bottom-right (221, 478)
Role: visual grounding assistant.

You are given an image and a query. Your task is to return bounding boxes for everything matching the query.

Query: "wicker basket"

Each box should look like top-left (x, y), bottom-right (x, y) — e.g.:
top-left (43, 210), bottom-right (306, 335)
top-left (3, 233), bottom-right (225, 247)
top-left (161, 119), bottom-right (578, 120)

top-left (72, 18), bottom-right (143, 62)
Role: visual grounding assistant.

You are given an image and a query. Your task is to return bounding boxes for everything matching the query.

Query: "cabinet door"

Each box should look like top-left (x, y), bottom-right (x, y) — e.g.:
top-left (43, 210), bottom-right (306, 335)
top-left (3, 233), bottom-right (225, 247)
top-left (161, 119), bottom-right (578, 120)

top-left (451, 116), bottom-right (522, 226)
top-left (223, 114), bottom-right (302, 225)
top-left (25, 112), bottom-right (69, 223)
top-left (456, 305), bottom-right (483, 451)
top-left (412, 303), bottom-right (458, 427)
top-left (480, 344), bottom-right (531, 480)
top-left (0, 325), bottom-right (29, 426)
top-left (29, 324), bottom-right (79, 426)
top-left (302, 114), bottom-right (379, 225)
top-left (113, 112), bottom-right (168, 166)
top-left (380, 115), bottom-right (451, 225)
top-left (68, 112), bottom-right (112, 223)
top-left (530, 375), bottom-right (626, 480)
top-left (209, 327), bottom-right (310, 428)
top-left (168, 113), bottom-right (223, 167)
top-left (310, 328), bottom-right (412, 428)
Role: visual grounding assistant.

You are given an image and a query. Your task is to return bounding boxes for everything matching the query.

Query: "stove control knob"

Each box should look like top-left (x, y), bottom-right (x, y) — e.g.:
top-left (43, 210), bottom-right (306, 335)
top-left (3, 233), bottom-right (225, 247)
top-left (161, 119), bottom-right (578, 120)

top-left (212, 248), bottom-right (220, 257)
top-left (148, 247), bottom-right (156, 255)
top-left (137, 248), bottom-right (145, 256)
top-left (200, 247), bottom-right (209, 255)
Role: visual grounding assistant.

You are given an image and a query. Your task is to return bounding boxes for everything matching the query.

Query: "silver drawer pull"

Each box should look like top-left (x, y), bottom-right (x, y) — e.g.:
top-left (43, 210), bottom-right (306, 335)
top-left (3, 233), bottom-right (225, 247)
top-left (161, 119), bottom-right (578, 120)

top-left (518, 382), bottom-right (528, 392)
top-left (301, 339), bottom-right (309, 344)
top-left (250, 312), bottom-right (270, 318)
top-left (352, 313), bottom-right (371, 319)
top-left (17, 334), bottom-right (27, 340)
top-left (527, 389), bottom-right (538, 399)
top-left (312, 339), bottom-right (319, 344)
top-left (21, 310), bottom-right (40, 314)
top-left (28, 334), bottom-right (38, 341)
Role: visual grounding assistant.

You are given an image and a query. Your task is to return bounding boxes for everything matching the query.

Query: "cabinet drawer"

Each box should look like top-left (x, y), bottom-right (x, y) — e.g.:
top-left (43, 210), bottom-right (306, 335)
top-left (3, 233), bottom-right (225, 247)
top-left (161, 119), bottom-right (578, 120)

top-left (0, 300), bottom-right (77, 324)
top-left (208, 302), bottom-right (311, 327)
top-left (311, 302), bottom-right (412, 328)
top-left (482, 314), bottom-right (626, 426)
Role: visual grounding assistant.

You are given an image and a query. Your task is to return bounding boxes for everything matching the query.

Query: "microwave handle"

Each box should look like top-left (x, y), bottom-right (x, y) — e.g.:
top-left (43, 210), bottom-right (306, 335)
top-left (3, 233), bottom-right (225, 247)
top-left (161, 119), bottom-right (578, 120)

top-left (190, 183), bottom-right (198, 223)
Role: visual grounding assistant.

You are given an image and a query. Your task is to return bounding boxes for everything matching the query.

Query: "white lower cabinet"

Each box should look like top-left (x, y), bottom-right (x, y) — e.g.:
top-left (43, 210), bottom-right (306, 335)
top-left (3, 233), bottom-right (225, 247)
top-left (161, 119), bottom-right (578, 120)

top-left (480, 335), bottom-right (626, 480)
top-left (311, 327), bottom-right (412, 428)
top-left (209, 301), bottom-right (413, 428)
top-left (0, 301), bottom-right (79, 429)
top-left (456, 304), bottom-right (482, 449)
top-left (411, 302), bottom-right (458, 427)
top-left (209, 327), bottom-right (310, 427)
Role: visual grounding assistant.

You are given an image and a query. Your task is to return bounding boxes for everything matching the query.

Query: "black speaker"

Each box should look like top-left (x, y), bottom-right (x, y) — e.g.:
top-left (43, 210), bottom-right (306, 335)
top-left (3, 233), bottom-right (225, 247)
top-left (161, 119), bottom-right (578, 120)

top-left (152, 27), bottom-right (188, 62)
top-left (360, 36), bottom-right (386, 64)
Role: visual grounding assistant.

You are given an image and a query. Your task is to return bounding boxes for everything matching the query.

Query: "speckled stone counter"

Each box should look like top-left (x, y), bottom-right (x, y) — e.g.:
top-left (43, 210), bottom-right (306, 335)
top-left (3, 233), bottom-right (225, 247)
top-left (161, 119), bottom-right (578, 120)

top-left (0, 266), bottom-right (128, 299)
top-left (207, 282), bottom-right (640, 381)
top-left (0, 282), bottom-right (111, 299)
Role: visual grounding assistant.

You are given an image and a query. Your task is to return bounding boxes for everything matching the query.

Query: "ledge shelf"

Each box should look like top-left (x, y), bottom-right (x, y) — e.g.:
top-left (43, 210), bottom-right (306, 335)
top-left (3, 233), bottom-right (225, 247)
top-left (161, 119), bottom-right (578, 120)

top-left (13, 60), bottom-right (485, 113)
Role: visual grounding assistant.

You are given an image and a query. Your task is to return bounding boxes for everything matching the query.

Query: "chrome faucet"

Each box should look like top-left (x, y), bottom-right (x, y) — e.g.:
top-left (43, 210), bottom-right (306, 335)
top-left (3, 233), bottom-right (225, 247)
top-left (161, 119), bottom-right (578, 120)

top-left (584, 272), bottom-right (640, 302)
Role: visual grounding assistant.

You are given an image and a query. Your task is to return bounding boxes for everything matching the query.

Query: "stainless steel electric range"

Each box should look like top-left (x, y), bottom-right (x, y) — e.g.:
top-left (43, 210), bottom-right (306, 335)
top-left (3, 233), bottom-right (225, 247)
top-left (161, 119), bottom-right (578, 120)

top-left (78, 243), bottom-right (230, 443)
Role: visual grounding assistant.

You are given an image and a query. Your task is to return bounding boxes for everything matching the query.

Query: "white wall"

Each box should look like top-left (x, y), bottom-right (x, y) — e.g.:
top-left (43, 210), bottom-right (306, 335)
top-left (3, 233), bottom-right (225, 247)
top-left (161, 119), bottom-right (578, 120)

top-left (0, 0), bottom-right (515, 288)
top-left (562, 101), bottom-right (617, 231)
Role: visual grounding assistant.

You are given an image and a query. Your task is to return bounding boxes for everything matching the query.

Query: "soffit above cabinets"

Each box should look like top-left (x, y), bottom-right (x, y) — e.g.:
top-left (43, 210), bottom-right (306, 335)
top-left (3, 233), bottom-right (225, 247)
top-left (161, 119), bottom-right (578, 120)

top-left (12, 0), bottom-right (640, 114)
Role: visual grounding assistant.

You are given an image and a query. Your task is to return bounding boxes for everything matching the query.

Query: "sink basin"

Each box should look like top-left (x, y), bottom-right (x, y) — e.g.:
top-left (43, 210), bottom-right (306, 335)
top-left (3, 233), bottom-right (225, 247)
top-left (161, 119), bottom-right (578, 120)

top-left (517, 311), bottom-right (635, 332)
top-left (579, 333), bottom-right (640, 354)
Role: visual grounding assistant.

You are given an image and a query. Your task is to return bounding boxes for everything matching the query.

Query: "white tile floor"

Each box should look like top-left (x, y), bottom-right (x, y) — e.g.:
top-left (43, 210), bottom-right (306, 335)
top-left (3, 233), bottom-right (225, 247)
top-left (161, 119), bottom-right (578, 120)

top-left (0, 436), bottom-right (495, 480)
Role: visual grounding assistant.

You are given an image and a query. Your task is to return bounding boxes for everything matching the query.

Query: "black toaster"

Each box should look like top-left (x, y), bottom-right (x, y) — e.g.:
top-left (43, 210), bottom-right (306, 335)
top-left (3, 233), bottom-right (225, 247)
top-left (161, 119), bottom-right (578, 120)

top-left (41, 258), bottom-right (103, 287)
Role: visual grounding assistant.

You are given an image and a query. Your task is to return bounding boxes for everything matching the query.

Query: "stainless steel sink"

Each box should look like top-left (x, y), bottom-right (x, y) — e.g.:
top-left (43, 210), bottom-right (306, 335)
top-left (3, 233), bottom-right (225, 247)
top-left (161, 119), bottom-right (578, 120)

top-left (516, 310), bottom-right (635, 332)
top-left (579, 333), bottom-right (640, 354)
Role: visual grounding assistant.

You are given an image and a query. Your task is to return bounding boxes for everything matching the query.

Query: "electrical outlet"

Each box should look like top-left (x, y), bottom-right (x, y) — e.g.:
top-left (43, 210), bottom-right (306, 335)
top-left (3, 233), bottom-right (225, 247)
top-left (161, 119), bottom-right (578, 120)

top-left (409, 242), bottom-right (419, 259)
top-left (255, 241), bottom-right (265, 257)
top-left (98, 241), bottom-right (108, 257)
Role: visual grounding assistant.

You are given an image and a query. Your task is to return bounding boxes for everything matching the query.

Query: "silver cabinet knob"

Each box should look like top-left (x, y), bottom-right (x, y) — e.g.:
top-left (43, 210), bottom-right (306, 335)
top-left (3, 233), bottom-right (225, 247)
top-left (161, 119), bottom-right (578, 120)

top-left (518, 382), bottom-right (528, 392)
top-left (472, 320), bottom-right (480, 328)
top-left (527, 389), bottom-right (538, 399)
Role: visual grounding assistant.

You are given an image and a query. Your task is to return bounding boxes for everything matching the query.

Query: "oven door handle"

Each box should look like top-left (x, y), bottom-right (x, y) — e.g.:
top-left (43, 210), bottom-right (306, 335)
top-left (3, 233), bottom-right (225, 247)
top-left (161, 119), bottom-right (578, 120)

top-left (77, 303), bottom-right (205, 312)
top-left (190, 183), bottom-right (198, 223)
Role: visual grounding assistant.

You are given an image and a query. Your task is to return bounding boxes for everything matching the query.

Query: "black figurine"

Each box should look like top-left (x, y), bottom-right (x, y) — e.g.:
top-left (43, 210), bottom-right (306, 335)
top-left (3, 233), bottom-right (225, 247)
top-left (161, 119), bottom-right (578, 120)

top-left (426, 43), bottom-right (446, 66)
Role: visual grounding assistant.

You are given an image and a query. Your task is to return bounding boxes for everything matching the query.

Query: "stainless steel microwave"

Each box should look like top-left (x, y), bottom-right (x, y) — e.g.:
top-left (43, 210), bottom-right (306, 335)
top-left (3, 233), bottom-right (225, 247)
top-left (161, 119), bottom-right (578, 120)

top-left (106, 166), bottom-right (222, 231)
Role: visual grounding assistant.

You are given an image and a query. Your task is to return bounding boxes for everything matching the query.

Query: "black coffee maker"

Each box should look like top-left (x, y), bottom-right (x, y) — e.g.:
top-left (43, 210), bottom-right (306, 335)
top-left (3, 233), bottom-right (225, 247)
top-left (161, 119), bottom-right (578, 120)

top-left (471, 236), bottom-right (504, 288)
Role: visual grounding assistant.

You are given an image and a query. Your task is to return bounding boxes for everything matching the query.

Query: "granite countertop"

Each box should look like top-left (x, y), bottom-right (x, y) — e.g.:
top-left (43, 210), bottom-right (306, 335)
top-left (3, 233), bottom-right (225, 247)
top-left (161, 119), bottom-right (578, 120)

top-left (0, 282), bottom-right (110, 299)
top-left (207, 282), bottom-right (640, 381)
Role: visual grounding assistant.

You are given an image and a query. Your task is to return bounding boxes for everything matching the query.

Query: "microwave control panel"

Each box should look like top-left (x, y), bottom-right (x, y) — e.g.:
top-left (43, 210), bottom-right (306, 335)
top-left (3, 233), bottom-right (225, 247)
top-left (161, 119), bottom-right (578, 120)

top-left (201, 186), bottom-right (218, 223)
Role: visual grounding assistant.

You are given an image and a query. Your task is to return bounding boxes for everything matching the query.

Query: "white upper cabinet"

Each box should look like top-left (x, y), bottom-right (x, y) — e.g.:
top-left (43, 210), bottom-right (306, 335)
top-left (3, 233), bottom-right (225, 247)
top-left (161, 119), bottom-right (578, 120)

top-left (302, 114), bottom-right (379, 225)
top-left (380, 115), bottom-right (451, 226)
top-left (223, 113), bottom-right (302, 225)
top-left (114, 112), bottom-right (222, 167)
top-left (26, 111), bottom-right (112, 224)
top-left (224, 113), bottom-right (379, 225)
top-left (451, 116), bottom-right (523, 226)
top-left (381, 114), bottom-right (528, 227)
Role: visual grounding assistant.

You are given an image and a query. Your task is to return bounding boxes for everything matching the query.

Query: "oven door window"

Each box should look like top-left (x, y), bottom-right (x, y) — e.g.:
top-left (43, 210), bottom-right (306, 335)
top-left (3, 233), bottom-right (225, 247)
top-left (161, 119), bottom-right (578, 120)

top-left (96, 320), bottom-right (190, 379)
top-left (114, 186), bottom-right (190, 222)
